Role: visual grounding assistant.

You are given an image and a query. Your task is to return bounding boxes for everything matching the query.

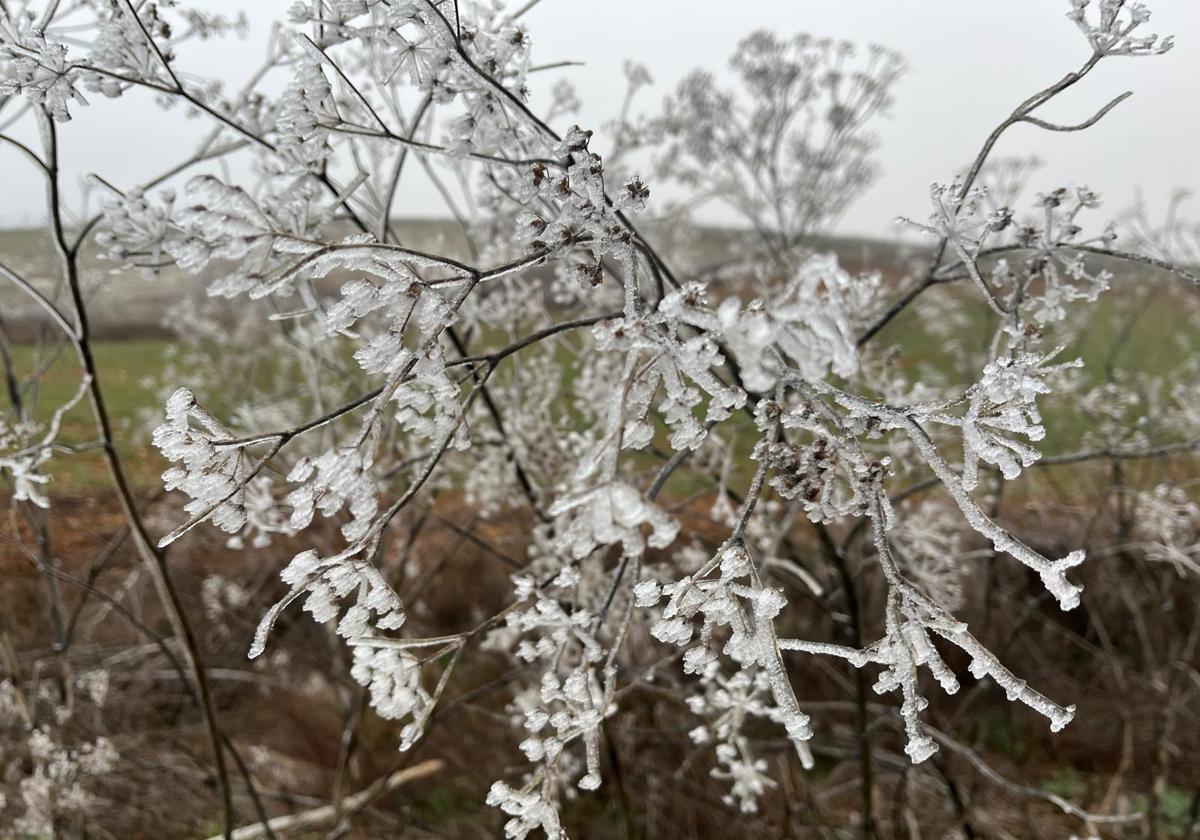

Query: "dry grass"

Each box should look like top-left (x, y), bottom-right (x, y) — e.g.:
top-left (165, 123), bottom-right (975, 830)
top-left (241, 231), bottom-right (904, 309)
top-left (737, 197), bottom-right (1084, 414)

top-left (3, 483), bottom-right (1198, 838)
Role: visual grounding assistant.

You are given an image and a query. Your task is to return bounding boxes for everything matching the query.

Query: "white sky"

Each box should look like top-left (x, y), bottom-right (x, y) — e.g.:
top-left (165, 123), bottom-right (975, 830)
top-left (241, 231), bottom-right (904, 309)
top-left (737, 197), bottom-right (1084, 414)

top-left (1, 0), bottom-right (1197, 239)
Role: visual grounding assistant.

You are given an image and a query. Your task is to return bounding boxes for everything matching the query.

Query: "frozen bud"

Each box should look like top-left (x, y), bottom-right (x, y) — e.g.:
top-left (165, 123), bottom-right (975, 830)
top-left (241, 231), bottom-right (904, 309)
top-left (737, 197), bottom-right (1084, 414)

top-left (616, 176), bottom-right (650, 213)
top-left (986, 207), bottom-right (1013, 232)
top-left (554, 124), bottom-right (593, 157)
top-left (633, 579), bottom-right (662, 607)
top-left (651, 616), bottom-right (693, 645)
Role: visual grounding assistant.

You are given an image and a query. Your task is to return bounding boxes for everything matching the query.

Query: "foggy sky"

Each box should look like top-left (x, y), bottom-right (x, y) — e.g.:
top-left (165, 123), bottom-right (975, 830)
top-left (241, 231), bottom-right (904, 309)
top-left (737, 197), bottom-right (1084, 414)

top-left (1, 0), bottom-right (1197, 239)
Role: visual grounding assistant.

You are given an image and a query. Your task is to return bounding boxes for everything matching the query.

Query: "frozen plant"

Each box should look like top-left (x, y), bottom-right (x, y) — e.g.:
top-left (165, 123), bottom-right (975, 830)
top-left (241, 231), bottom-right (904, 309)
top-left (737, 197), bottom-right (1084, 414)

top-left (3, 0), bottom-right (1199, 836)
top-left (0, 674), bottom-right (118, 836)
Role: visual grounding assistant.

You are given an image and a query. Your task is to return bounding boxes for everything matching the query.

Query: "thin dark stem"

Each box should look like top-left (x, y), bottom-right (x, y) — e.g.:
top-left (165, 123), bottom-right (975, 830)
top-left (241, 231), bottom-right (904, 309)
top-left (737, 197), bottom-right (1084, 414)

top-left (446, 326), bottom-right (548, 520)
top-left (864, 49), bottom-right (1114, 340)
top-left (36, 108), bottom-right (236, 839)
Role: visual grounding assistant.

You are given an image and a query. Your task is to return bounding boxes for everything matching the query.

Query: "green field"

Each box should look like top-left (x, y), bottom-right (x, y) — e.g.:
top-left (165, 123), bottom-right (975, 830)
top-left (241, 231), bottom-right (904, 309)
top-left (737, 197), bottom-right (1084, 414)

top-left (0, 339), bottom-right (171, 490)
top-left (3, 226), bottom-right (1197, 498)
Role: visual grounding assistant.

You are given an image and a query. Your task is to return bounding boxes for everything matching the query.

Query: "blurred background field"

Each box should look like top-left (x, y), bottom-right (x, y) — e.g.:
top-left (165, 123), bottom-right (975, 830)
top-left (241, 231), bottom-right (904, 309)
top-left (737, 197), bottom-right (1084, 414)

top-left (5, 221), bottom-right (1197, 497)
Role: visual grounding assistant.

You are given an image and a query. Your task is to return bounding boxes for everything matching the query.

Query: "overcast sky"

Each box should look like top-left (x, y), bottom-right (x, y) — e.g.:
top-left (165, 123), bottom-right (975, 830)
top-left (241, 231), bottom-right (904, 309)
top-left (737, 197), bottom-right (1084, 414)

top-left (2, 0), bottom-right (1197, 239)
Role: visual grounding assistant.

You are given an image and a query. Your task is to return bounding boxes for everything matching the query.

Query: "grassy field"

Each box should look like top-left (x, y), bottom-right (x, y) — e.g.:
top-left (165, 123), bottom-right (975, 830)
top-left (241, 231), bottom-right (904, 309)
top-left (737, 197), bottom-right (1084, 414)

top-left (1, 338), bottom-right (171, 490)
top-left (3, 225), bottom-right (1197, 500)
top-left (3, 305), bottom-right (1193, 503)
